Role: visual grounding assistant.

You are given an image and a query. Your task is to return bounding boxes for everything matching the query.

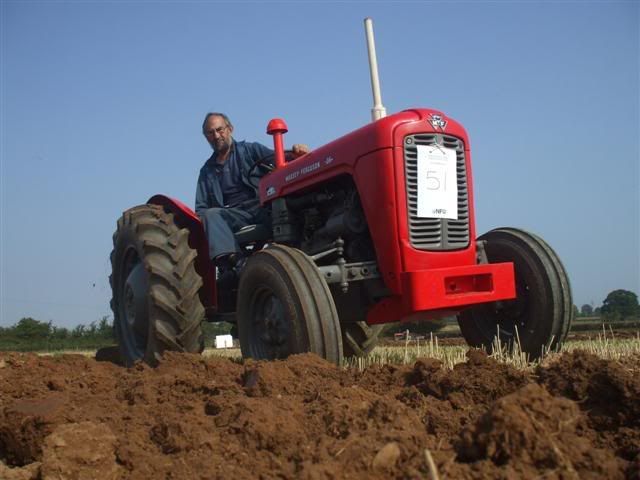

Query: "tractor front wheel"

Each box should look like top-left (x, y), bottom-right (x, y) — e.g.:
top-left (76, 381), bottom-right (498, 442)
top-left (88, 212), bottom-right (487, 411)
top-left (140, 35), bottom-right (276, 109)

top-left (457, 228), bottom-right (573, 359)
top-left (236, 244), bottom-right (343, 364)
top-left (110, 204), bottom-right (205, 366)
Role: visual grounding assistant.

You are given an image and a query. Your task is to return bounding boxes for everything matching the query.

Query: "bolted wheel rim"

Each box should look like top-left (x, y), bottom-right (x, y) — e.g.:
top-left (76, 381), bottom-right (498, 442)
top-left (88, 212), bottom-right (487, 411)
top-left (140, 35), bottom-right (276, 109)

top-left (119, 250), bottom-right (150, 359)
top-left (250, 287), bottom-right (290, 359)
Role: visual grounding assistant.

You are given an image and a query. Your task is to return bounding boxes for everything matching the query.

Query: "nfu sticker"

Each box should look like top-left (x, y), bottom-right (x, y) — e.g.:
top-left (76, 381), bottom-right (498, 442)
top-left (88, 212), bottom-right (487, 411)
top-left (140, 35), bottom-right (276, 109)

top-left (416, 145), bottom-right (458, 220)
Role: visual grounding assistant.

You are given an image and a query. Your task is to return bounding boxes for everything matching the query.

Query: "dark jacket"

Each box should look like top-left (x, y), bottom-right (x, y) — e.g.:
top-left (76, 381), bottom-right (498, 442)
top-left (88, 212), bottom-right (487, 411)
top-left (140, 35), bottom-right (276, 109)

top-left (195, 140), bottom-right (273, 216)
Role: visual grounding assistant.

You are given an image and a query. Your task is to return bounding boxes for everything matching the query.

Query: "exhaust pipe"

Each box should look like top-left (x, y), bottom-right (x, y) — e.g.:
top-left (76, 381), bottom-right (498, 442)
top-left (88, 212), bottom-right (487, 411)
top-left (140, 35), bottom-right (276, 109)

top-left (364, 17), bottom-right (387, 122)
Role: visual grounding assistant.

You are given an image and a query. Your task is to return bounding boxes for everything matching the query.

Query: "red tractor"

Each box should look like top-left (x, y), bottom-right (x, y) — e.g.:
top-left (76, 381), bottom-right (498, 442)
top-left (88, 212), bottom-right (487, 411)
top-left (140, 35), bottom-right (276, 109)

top-left (109, 21), bottom-right (572, 366)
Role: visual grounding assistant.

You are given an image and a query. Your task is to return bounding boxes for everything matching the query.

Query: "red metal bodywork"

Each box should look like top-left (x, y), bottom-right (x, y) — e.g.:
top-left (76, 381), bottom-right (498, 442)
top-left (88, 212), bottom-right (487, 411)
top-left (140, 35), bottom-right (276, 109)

top-left (150, 108), bottom-right (516, 323)
top-left (260, 108), bottom-right (516, 324)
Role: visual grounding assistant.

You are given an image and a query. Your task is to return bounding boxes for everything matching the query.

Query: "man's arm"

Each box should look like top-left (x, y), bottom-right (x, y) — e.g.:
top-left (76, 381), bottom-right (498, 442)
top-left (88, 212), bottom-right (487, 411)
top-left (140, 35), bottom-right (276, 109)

top-left (252, 141), bottom-right (309, 159)
top-left (246, 142), bottom-right (310, 174)
top-left (251, 142), bottom-right (275, 166)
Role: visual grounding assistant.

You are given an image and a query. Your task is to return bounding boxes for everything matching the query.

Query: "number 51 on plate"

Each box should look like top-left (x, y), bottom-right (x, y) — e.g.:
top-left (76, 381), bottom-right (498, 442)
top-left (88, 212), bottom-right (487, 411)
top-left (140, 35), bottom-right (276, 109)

top-left (416, 145), bottom-right (458, 220)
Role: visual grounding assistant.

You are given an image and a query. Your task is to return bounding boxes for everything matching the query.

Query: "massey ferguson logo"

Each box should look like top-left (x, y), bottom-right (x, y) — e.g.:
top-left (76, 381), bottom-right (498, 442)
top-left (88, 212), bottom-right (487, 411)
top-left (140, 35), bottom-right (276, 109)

top-left (429, 114), bottom-right (447, 130)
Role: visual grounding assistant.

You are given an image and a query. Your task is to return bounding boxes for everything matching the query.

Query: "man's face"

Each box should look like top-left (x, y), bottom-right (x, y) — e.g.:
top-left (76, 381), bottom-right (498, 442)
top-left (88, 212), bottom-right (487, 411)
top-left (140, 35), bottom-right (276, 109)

top-left (203, 115), bottom-right (233, 154)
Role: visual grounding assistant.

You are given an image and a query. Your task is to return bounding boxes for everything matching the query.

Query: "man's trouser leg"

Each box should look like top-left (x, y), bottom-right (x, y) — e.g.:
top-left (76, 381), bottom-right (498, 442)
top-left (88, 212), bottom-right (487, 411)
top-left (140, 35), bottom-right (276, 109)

top-left (199, 207), bottom-right (256, 260)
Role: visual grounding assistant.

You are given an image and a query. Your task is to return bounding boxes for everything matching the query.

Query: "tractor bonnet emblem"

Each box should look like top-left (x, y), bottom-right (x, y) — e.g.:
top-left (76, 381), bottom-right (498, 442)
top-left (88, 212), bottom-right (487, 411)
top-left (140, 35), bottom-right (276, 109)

top-left (324, 156), bottom-right (334, 165)
top-left (429, 114), bottom-right (447, 130)
top-left (266, 186), bottom-right (276, 197)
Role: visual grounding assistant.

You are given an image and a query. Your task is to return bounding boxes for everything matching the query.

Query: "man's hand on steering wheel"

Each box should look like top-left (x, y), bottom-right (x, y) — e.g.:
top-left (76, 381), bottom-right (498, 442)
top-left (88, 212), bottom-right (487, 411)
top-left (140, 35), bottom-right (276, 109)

top-left (291, 144), bottom-right (310, 157)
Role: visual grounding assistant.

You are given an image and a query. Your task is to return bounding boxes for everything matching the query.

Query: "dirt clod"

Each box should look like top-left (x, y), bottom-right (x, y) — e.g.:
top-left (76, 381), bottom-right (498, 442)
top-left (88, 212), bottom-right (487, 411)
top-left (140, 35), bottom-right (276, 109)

top-left (40, 422), bottom-right (122, 480)
top-left (372, 442), bottom-right (401, 470)
top-left (0, 461), bottom-right (40, 480)
top-left (538, 350), bottom-right (640, 431)
top-left (456, 383), bottom-right (625, 478)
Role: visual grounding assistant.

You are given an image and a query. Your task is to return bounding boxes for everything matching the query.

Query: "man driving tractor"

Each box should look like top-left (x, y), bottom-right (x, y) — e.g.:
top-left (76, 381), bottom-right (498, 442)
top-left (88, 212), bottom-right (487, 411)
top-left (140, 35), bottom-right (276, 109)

top-left (195, 112), bottom-right (308, 269)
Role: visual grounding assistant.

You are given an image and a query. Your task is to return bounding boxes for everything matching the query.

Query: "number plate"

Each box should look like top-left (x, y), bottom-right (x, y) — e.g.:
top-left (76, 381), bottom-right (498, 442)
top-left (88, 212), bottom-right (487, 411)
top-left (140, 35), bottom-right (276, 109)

top-left (416, 145), bottom-right (458, 219)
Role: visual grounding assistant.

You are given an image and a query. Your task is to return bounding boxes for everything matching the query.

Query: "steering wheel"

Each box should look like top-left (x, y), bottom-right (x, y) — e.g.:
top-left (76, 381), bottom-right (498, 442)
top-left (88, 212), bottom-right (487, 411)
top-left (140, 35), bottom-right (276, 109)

top-left (248, 151), bottom-right (295, 188)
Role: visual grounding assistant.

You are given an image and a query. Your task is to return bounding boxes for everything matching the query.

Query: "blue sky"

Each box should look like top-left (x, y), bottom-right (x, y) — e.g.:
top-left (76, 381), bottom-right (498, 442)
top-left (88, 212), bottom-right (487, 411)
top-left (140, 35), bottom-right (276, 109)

top-left (1, 1), bottom-right (638, 328)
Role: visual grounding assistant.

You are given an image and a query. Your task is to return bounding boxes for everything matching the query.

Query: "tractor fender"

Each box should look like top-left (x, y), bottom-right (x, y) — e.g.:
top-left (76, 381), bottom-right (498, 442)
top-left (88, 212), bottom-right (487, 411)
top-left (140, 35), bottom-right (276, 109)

top-left (147, 195), bottom-right (216, 312)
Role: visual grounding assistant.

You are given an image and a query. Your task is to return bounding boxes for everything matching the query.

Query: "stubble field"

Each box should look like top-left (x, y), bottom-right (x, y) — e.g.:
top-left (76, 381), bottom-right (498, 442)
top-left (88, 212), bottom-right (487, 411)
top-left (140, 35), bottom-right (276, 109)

top-left (0, 335), bottom-right (639, 479)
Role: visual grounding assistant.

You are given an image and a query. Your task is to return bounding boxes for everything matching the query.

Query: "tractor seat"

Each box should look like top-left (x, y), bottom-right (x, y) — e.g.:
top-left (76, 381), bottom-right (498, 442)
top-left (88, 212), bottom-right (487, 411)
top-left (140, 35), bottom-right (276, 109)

top-left (234, 224), bottom-right (271, 245)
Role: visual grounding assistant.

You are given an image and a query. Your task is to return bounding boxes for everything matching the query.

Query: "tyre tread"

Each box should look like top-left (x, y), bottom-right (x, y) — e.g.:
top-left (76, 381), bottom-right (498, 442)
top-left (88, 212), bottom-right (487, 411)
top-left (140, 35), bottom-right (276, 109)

top-left (110, 204), bottom-right (205, 366)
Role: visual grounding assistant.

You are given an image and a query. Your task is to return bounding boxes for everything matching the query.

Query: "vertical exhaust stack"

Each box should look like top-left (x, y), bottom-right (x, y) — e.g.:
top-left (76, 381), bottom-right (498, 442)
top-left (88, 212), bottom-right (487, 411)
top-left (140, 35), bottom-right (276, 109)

top-left (364, 17), bottom-right (387, 122)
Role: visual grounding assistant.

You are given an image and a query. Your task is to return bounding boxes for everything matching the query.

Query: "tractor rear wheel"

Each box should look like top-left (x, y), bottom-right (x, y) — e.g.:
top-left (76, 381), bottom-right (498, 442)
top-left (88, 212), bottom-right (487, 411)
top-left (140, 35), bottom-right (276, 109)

top-left (236, 244), bottom-right (343, 364)
top-left (457, 228), bottom-right (573, 360)
top-left (342, 322), bottom-right (384, 357)
top-left (110, 204), bottom-right (205, 366)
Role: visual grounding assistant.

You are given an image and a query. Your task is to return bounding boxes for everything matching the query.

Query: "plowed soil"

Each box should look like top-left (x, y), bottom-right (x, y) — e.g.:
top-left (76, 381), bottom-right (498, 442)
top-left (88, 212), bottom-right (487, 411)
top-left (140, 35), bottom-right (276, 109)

top-left (1, 350), bottom-right (638, 479)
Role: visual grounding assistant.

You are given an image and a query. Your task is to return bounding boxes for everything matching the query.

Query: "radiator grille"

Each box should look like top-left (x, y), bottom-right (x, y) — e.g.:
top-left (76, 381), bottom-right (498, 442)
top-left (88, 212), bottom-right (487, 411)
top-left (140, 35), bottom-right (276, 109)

top-left (404, 134), bottom-right (470, 250)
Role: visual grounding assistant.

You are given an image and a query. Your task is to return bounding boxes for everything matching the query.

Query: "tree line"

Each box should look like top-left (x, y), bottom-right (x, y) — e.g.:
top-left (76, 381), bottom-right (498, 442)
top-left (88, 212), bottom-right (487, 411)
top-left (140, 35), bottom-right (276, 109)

top-left (575, 289), bottom-right (640, 319)
top-left (0, 316), bottom-right (115, 351)
top-left (0, 316), bottom-right (234, 352)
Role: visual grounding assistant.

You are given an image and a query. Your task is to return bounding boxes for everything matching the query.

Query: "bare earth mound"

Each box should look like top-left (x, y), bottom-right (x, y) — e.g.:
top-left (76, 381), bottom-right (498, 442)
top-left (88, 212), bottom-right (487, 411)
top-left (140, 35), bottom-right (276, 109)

top-left (0, 350), bottom-right (638, 479)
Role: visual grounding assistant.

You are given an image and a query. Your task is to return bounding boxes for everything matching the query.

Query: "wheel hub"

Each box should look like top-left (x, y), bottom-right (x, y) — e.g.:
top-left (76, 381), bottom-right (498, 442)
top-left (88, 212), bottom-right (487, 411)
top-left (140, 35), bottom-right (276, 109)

top-left (249, 289), bottom-right (290, 359)
top-left (124, 285), bottom-right (137, 328)
top-left (260, 295), bottom-right (287, 345)
top-left (121, 261), bottom-right (150, 356)
top-left (495, 280), bottom-right (530, 333)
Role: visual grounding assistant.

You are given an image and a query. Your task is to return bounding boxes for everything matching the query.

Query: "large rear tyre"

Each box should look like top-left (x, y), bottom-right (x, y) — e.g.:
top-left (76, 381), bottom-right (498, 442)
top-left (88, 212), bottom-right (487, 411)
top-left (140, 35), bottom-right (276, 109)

top-left (236, 244), bottom-right (343, 364)
top-left (457, 228), bottom-right (573, 360)
top-left (342, 322), bottom-right (384, 357)
top-left (110, 204), bottom-right (205, 366)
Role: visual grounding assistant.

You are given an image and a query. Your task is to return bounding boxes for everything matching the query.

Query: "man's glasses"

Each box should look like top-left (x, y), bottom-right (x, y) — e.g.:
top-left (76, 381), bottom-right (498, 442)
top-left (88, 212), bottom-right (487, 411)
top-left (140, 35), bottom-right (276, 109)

top-left (204, 126), bottom-right (228, 137)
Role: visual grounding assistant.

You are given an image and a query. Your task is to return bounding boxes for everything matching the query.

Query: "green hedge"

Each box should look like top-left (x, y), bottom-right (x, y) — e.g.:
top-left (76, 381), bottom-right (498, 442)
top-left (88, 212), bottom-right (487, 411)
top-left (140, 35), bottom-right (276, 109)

top-left (0, 317), bottom-right (235, 352)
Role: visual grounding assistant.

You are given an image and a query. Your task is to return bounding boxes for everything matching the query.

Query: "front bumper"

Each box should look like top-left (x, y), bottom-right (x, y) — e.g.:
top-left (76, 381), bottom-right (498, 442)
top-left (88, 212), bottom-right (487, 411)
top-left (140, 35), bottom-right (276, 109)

top-left (366, 262), bottom-right (516, 325)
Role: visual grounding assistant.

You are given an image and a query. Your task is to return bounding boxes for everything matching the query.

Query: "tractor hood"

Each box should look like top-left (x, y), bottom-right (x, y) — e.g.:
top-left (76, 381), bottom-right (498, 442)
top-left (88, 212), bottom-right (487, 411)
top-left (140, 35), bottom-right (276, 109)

top-left (259, 108), bottom-right (470, 203)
